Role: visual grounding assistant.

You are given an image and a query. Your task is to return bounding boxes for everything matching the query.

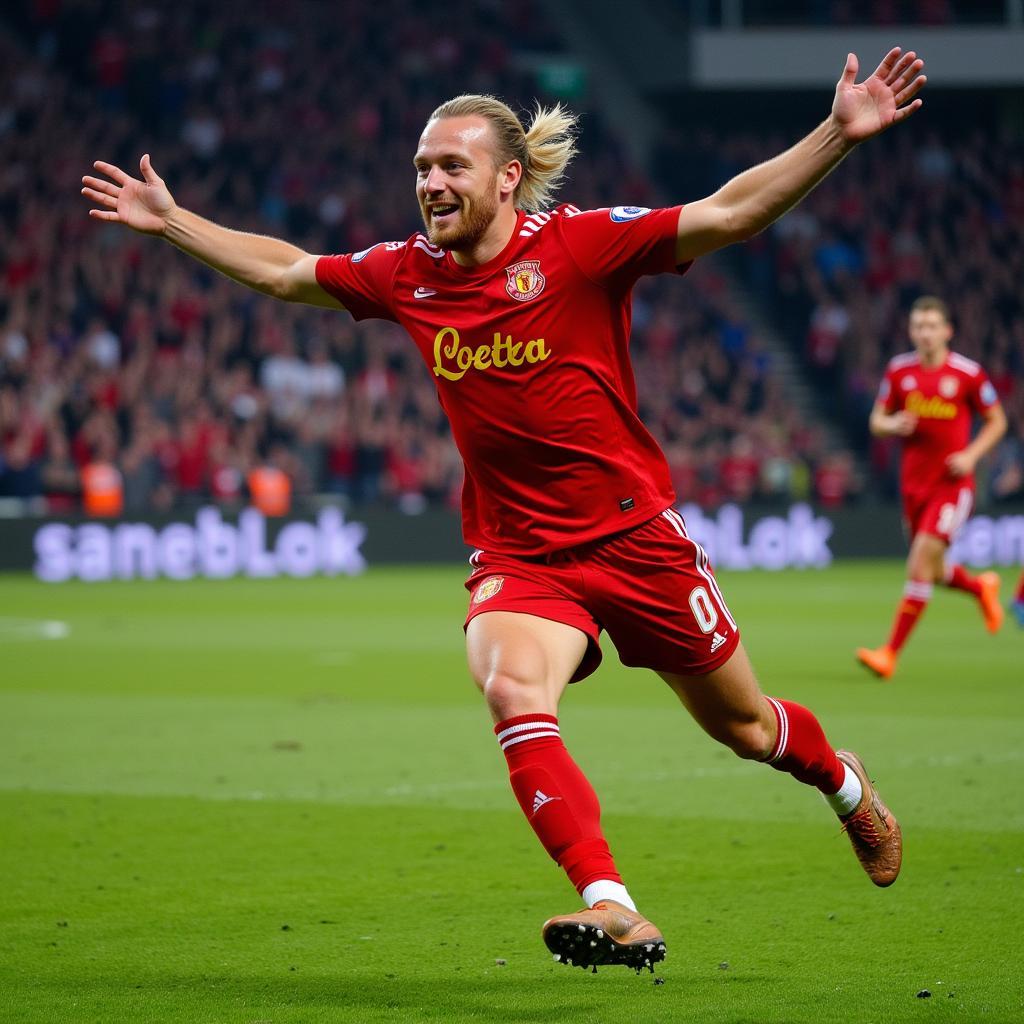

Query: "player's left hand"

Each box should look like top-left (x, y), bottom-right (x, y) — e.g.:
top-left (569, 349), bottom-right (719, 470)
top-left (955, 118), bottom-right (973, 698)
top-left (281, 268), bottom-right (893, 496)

top-left (946, 450), bottom-right (976, 478)
top-left (832, 48), bottom-right (926, 145)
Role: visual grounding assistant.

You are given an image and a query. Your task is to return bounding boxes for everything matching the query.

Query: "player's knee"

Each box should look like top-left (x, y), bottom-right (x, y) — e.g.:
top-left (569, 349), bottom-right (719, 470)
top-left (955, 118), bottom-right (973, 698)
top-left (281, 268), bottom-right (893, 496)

top-left (479, 668), bottom-right (548, 718)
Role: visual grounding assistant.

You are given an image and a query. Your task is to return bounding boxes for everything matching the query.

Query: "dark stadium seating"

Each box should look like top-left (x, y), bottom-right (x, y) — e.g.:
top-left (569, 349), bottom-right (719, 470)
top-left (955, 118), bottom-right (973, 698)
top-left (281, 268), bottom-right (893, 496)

top-left (0, 2), bottom-right (1018, 514)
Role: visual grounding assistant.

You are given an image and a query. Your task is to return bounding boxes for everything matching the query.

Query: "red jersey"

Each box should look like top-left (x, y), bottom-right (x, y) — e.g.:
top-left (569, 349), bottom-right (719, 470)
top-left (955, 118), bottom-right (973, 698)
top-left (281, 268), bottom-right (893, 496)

top-left (877, 350), bottom-right (999, 498)
top-left (316, 204), bottom-right (687, 555)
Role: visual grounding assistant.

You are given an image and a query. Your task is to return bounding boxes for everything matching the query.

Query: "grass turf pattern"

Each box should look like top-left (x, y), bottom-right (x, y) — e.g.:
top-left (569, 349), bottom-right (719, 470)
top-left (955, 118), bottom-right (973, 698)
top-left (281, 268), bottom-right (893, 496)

top-left (1, 564), bottom-right (1021, 1022)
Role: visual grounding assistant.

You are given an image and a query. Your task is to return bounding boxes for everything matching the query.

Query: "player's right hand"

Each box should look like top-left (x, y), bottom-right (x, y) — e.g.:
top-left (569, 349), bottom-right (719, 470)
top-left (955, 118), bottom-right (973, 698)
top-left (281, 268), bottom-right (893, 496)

top-left (890, 411), bottom-right (918, 436)
top-left (81, 154), bottom-right (176, 236)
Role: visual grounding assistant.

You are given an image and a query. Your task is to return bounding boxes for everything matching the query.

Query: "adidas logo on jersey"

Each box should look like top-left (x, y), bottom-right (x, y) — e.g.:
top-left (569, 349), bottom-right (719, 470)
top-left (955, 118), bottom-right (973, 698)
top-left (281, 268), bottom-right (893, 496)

top-left (710, 631), bottom-right (729, 653)
top-left (533, 789), bottom-right (561, 814)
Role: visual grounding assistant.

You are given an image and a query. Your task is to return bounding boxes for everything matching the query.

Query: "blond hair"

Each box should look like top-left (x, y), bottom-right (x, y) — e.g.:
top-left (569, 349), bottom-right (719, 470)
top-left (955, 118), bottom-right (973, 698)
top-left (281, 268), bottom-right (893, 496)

top-left (910, 295), bottom-right (951, 323)
top-left (428, 95), bottom-right (579, 213)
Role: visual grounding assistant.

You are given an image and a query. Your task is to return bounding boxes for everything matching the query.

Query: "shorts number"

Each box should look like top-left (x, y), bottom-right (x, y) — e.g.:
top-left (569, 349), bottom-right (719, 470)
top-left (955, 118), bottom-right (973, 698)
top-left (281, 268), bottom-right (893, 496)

top-left (688, 586), bottom-right (719, 634)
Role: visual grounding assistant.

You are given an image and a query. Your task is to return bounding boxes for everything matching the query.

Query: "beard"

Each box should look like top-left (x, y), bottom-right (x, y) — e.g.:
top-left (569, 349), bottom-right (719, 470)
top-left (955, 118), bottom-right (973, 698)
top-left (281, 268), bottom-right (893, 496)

top-left (421, 187), bottom-right (499, 252)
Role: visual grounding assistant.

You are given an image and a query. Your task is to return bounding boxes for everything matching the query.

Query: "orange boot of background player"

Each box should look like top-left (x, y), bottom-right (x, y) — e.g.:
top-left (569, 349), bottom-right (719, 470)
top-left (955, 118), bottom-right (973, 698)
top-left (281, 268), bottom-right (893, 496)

top-left (856, 644), bottom-right (897, 680)
top-left (977, 572), bottom-right (1004, 634)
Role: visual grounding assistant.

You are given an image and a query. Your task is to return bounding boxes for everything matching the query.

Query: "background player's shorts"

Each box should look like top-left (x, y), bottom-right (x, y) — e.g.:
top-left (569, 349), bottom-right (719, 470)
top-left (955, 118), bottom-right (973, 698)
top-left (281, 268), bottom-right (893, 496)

top-left (464, 508), bottom-right (740, 683)
top-left (902, 484), bottom-right (974, 544)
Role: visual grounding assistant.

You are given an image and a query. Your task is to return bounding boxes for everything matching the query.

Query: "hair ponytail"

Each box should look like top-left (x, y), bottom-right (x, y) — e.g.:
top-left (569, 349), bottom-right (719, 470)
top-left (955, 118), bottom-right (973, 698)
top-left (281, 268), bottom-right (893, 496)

top-left (519, 102), bottom-right (578, 213)
top-left (427, 95), bottom-right (579, 213)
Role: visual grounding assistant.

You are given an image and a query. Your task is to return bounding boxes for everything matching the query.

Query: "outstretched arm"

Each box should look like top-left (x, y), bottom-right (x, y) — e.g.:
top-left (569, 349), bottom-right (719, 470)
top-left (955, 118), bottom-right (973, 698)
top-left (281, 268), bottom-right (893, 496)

top-left (81, 154), bottom-right (344, 309)
top-left (675, 47), bottom-right (926, 263)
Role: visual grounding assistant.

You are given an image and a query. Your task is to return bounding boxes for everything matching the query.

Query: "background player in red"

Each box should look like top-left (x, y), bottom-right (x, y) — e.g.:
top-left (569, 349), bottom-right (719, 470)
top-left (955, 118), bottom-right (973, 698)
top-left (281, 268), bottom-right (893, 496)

top-left (1014, 571), bottom-right (1024, 626)
top-left (857, 297), bottom-right (1007, 680)
top-left (83, 48), bottom-right (924, 972)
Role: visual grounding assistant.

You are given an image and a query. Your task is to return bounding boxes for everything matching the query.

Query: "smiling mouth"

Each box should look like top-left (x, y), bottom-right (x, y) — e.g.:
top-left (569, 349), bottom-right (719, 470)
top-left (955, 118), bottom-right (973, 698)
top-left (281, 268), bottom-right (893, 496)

top-left (429, 203), bottom-right (460, 221)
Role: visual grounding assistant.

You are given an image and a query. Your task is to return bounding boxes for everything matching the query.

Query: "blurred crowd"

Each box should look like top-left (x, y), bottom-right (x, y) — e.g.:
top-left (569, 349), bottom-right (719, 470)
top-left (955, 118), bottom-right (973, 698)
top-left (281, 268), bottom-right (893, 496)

top-left (0, 1), bottom-right (1017, 519)
top-left (738, 0), bottom-right (1005, 26)
top-left (0, 0), bottom-right (848, 516)
top-left (726, 128), bottom-right (1024, 503)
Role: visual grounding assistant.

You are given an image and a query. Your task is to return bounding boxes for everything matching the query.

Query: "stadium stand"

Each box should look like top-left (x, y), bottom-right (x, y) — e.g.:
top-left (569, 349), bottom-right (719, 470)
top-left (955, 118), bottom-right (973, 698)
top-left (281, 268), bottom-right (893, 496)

top-left (0, 1), bottom-right (1018, 515)
top-left (724, 127), bottom-right (1024, 502)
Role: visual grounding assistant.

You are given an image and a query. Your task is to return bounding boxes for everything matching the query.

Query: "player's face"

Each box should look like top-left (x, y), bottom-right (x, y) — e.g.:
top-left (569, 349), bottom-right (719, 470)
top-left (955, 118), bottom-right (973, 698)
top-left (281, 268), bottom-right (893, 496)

top-left (414, 116), bottom-right (505, 250)
top-left (908, 309), bottom-right (953, 363)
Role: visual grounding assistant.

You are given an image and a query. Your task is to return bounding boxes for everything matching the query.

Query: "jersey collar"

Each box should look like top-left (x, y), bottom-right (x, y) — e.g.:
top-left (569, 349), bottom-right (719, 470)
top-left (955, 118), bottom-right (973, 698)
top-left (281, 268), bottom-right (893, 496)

top-left (443, 210), bottom-right (527, 277)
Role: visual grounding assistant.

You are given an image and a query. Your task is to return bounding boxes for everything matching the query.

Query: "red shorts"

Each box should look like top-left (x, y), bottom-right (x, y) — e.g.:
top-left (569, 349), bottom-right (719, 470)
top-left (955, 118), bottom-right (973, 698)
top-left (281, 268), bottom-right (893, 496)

top-left (464, 508), bottom-right (740, 683)
top-left (902, 484), bottom-right (974, 544)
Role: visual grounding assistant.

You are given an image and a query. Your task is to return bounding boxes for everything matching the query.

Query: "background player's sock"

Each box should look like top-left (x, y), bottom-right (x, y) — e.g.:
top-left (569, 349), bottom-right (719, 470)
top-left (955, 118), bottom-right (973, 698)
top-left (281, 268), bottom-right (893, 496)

top-left (761, 697), bottom-right (848, 795)
top-left (944, 563), bottom-right (983, 598)
top-left (495, 714), bottom-right (628, 902)
top-left (887, 581), bottom-right (932, 653)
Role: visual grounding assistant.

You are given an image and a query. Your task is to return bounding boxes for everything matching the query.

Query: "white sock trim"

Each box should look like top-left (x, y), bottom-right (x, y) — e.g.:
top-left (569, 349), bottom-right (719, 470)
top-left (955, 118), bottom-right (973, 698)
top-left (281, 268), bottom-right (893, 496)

top-left (903, 580), bottom-right (934, 601)
top-left (581, 880), bottom-right (636, 912)
top-left (764, 696), bottom-right (788, 763)
top-left (823, 762), bottom-right (863, 816)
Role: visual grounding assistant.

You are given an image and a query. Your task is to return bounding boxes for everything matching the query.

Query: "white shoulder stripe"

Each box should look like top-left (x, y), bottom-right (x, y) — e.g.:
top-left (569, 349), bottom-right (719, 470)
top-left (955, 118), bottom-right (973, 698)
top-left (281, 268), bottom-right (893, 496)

top-left (519, 209), bottom-right (557, 238)
top-left (889, 352), bottom-right (919, 369)
top-left (413, 238), bottom-right (445, 258)
top-left (947, 352), bottom-right (980, 376)
top-left (516, 203), bottom-right (586, 235)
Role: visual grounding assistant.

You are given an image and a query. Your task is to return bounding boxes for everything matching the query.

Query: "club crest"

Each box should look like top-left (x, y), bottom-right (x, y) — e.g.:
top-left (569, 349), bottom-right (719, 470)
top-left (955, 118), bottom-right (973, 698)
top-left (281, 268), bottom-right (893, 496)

top-left (473, 576), bottom-right (505, 603)
top-left (939, 375), bottom-right (959, 398)
top-left (505, 260), bottom-right (546, 302)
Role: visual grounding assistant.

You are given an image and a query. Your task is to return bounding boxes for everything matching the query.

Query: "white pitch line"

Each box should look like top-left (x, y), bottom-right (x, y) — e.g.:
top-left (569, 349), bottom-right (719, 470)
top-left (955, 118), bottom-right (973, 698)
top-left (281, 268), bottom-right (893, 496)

top-left (0, 618), bottom-right (70, 640)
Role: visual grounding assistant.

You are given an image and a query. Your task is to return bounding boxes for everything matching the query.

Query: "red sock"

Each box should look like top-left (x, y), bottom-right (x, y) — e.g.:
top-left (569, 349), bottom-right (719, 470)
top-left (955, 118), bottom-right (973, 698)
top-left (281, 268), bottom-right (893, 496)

top-left (762, 697), bottom-right (845, 794)
top-left (495, 715), bottom-right (621, 895)
top-left (944, 564), bottom-right (983, 598)
top-left (887, 581), bottom-right (932, 653)
top-left (1015, 570), bottom-right (1024, 603)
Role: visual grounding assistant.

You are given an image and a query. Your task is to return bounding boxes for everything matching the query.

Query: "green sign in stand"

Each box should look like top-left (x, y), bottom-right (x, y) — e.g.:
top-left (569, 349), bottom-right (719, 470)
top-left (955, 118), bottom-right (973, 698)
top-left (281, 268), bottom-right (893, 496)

top-left (535, 58), bottom-right (587, 99)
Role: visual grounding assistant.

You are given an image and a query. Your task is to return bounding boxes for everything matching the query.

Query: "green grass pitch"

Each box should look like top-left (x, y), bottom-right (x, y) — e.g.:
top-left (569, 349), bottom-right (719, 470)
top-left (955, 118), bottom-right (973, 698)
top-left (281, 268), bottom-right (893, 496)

top-left (1, 563), bottom-right (1021, 1023)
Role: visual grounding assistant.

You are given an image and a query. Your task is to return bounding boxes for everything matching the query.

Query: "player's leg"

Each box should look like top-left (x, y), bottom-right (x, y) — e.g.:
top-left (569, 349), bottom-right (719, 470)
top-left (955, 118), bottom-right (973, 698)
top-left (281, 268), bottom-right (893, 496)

top-left (943, 561), bottom-right (1003, 633)
top-left (1013, 569), bottom-right (1024, 627)
top-left (857, 530), bottom-right (944, 679)
top-left (659, 643), bottom-right (901, 886)
top-left (660, 643), bottom-right (843, 791)
top-left (466, 610), bottom-right (664, 971)
top-left (587, 509), bottom-right (899, 887)
top-left (932, 487), bottom-right (1003, 630)
top-left (467, 610), bottom-right (583, 721)
top-left (466, 610), bottom-right (633, 907)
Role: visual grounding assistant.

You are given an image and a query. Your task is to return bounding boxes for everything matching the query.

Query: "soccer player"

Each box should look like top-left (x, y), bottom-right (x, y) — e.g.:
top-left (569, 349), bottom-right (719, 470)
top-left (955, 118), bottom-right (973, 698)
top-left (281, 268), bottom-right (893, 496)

top-left (83, 48), bottom-right (924, 972)
top-left (1014, 571), bottom-right (1024, 627)
top-left (857, 297), bottom-right (1007, 681)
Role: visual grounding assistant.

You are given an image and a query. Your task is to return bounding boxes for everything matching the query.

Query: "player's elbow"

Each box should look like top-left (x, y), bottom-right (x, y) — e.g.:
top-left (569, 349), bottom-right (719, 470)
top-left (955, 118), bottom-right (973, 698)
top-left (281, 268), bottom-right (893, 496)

top-left (868, 412), bottom-right (889, 437)
top-left (265, 266), bottom-right (298, 302)
top-left (712, 204), bottom-right (755, 248)
top-left (724, 196), bottom-right (782, 246)
top-left (272, 253), bottom-right (325, 304)
top-left (991, 407), bottom-right (1008, 440)
top-left (263, 262), bottom-right (307, 303)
